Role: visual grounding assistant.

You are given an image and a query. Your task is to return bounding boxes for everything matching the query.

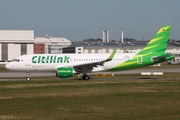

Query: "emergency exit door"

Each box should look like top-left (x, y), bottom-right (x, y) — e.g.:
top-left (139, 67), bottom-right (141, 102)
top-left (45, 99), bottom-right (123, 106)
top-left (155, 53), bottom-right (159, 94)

top-left (25, 56), bottom-right (31, 66)
top-left (137, 55), bottom-right (143, 64)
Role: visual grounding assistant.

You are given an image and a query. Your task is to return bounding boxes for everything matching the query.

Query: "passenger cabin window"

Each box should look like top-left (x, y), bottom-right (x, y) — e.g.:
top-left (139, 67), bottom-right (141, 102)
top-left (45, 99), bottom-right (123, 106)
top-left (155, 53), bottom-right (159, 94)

top-left (12, 59), bottom-right (20, 62)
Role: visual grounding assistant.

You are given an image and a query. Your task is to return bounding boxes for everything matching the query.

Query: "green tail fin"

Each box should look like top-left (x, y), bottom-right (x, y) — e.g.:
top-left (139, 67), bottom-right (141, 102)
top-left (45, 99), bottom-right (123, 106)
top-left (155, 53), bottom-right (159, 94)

top-left (137, 25), bottom-right (171, 56)
top-left (109, 26), bottom-right (173, 71)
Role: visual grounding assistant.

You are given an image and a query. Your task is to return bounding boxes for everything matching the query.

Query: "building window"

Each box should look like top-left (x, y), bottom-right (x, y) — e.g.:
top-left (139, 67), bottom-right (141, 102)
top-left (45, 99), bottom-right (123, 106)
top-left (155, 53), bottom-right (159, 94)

top-left (21, 43), bottom-right (27, 55)
top-left (2, 43), bottom-right (8, 61)
top-left (106, 49), bottom-right (109, 53)
top-left (95, 49), bottom-right (98, 53)
top-left (88, 49), bottom-right (91, 53)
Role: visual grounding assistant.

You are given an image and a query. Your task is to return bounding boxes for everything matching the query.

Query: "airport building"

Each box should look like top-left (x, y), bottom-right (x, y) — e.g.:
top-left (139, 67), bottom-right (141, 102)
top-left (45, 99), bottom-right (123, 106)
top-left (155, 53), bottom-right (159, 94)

top-left (34, 36), bottom-right (71, 54)
top-left (0, 30), bottom-right (71, 63)
top-left (0, 30), bottom-right (34, 62)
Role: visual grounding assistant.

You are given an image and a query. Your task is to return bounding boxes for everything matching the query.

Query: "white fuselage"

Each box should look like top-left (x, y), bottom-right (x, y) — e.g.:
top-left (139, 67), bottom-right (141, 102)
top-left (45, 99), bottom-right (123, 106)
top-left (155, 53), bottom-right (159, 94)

top-left (5, 53), bottom-right (136, 73)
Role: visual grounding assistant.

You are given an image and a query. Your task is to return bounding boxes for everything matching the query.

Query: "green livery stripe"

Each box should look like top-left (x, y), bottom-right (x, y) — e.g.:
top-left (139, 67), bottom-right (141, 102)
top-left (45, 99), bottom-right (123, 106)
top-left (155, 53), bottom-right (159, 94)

top-left (142, 44), bottom-right (158, 51)
top-left (148, 36), bottom-right (164, 44)
top-left (133, 53), bottom-right (151, 59)
top-left (109, 26), bottom-right (172, 71)
top-left (117, 61), bottom-right (137, 67)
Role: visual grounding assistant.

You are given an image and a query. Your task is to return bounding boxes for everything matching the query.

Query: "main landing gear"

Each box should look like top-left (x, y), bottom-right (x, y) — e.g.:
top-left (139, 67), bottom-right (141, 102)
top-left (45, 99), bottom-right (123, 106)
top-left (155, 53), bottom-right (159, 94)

top-left (82, 74), bottom-right (90, 80)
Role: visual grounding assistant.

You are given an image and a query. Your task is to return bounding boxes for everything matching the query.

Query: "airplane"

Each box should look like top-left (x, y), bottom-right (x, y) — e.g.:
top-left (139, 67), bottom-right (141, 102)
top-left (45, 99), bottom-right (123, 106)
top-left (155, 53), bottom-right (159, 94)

top-left (5, 25), bottom-right (174, 80)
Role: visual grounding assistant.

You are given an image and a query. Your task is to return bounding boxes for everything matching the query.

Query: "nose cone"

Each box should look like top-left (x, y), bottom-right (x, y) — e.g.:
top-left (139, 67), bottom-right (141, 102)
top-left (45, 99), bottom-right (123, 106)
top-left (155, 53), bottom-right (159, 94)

top-left (5, 63), bottom-right (13, 71)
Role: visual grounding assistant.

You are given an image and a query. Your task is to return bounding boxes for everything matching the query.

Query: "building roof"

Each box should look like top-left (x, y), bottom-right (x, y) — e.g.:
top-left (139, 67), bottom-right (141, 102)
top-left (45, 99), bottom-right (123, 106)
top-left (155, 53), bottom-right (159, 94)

top-left (0, 30), bottom-right (34, 43)
top-left (34, 37), bottom-right (71, 43)
top-left (67, 41), bottom-right (179, 49)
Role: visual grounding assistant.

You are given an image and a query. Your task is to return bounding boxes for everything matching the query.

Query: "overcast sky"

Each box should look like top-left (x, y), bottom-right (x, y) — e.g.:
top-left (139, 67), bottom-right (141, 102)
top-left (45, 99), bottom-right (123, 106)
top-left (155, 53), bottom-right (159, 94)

top-left (0, 0), bottom-right (180, 41)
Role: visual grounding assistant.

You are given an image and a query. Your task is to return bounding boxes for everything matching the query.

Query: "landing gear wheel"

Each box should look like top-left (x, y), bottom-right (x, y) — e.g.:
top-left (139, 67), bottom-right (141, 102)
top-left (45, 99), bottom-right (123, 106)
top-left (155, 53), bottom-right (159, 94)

top-left (82, 75), bottom-right (90, 80)
top-left (26, 77), bottom-right (30, 81)
top-left (26, 72), bottom-right (31, 81)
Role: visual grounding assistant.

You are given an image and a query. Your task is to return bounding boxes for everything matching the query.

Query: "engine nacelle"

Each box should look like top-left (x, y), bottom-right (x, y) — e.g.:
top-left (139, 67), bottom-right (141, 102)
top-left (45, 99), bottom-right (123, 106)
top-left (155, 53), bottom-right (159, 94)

top-left (56, 67), bottom-right (73, 78)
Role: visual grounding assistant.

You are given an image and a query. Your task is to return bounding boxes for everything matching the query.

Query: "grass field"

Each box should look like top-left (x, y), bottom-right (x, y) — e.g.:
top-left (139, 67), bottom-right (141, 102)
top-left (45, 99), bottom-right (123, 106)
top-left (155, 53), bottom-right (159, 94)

top-left (0, 74), bottom-right (180, 120)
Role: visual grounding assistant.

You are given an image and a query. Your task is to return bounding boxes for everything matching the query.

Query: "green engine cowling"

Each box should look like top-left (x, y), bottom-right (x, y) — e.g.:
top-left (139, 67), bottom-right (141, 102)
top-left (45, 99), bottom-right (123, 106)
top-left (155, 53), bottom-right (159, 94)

top-left (56, 67), bottom-right (73, 78)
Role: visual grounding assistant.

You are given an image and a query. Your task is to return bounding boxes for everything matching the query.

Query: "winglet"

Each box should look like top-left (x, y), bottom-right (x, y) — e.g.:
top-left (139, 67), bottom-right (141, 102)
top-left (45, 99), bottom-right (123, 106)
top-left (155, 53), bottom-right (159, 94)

top-left (105, 49), bottom-right (117, 62)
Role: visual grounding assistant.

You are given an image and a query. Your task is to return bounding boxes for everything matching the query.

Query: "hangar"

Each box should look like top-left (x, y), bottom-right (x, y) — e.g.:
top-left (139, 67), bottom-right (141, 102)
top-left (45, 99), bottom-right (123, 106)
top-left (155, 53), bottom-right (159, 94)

top-left (0, 30), bottom-right (71, 63)
top-left (0, 30), bottom-right (34, 62)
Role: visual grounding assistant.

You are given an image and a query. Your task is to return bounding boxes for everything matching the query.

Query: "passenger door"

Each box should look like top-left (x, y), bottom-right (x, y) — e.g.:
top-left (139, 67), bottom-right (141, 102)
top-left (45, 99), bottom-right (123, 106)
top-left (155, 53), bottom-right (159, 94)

top-left (25, 56), bottom-right (31, 66)
top-left (137, 55), bottom-right (143, 64)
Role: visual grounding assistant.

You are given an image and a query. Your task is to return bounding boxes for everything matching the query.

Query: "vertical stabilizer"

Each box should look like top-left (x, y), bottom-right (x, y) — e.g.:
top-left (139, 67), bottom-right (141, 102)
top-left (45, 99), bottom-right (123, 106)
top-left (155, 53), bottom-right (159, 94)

top-left (137, 26), bottom-right (171, 56)
top-left (109, 26), bottom-right (173, 71)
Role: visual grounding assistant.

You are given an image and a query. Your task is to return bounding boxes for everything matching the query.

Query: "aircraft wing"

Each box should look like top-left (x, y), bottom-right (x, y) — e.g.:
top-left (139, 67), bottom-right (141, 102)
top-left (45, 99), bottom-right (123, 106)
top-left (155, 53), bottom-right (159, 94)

top-left (53, 49), bottom-right (117, 73)
top-left (73, 49), bottom-right (117, 73)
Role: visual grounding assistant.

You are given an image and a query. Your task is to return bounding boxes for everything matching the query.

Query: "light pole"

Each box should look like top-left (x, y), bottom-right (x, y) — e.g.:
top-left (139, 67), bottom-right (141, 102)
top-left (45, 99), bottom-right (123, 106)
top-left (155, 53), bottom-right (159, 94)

top-left (120, 24), bottom-right (124, 43)
top-left (115, 19), bottom-right (124, 43)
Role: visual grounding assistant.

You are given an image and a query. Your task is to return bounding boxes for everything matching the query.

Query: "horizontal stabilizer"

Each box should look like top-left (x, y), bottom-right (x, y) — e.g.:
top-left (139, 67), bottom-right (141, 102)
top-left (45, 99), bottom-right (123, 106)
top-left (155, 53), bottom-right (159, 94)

top-left (152, 54), bottom-right (174, 63)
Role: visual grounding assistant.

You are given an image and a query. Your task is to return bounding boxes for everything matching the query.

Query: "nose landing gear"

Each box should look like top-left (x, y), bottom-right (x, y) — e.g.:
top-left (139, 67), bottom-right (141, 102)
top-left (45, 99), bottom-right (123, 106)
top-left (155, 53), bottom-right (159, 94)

top-left (26, 73), bottom-right (31, 81)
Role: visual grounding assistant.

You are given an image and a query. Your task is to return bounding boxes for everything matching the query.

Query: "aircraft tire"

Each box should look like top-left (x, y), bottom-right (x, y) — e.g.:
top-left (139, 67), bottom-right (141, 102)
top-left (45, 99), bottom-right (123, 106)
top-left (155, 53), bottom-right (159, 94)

top-left (26, 77), bottom-right (30, 81)
top-left (82, 75), bottom-right (90, 80)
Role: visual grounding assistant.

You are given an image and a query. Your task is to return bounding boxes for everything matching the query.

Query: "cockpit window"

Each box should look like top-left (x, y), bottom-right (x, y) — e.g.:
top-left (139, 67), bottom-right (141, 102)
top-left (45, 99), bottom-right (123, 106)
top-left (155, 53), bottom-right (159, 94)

top-left (12, 59), bottom-right (20, 62)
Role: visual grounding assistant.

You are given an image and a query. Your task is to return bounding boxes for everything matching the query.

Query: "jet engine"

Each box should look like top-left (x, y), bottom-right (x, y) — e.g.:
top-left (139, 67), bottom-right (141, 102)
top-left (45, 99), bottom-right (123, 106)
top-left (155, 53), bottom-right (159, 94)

top-left (56, 67), bottom-right (73, 78)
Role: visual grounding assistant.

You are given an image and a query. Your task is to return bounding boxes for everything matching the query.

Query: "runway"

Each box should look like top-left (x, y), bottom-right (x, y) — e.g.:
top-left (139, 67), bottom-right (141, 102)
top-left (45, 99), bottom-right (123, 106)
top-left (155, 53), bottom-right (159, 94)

top-left (0, 68), bottom-right (179, 78)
